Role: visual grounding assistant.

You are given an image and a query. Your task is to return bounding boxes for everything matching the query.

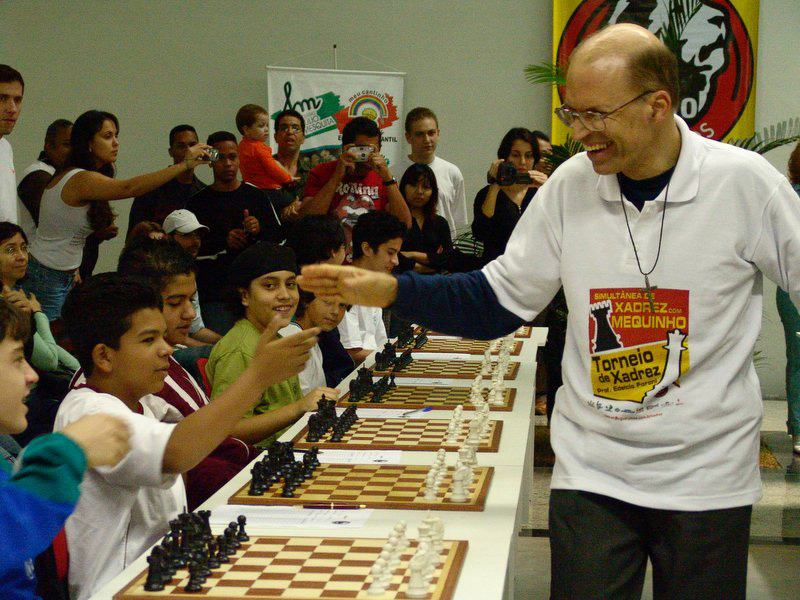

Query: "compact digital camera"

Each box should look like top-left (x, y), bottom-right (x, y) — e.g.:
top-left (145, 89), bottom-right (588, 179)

top-left (204, 148), bottom-right (220, 162)
top-left (347, 145), bottom-right (374, 162)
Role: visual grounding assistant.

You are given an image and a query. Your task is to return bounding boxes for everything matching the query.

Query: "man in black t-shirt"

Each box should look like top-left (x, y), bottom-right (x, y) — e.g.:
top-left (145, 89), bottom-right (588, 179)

top-left (187, 130), bottom-right (283, 334)
top-left (126, 124), bottom-right (206, 239)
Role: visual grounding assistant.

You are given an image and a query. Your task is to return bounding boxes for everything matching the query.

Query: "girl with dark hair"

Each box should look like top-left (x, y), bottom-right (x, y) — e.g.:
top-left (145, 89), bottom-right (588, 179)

top-left (398, 163), bottom-right (452, 274)
top-left (471, 127), bottom-right (548, 265)
top-left (24, 110), bottom-right (211, 320)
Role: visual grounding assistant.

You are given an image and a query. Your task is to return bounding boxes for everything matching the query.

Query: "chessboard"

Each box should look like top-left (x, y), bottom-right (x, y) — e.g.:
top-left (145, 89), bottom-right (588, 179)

top-left (372, 359), bottom-right (519, 380)
top-left (230, 463), bottom-right (494, 512)
top-left (292, 418), bottom-right (503, 452)
top-left (338, 385), bottom-right (516, 411)
top-left (421, 325), bottom-right (532, 339)
top-left (114, 535), bottom-right (468, 600)
top-left (403, 337), bottom-right (523, 356)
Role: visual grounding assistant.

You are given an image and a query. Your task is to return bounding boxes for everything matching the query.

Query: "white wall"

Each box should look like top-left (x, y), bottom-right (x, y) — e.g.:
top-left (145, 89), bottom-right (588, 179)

top-left (2, 0), bottom-right (798, 399)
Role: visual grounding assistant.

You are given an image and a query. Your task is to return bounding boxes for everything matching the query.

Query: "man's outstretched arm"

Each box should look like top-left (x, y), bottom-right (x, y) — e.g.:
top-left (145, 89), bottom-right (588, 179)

top-left (298, 267), bottom-right (526, 340)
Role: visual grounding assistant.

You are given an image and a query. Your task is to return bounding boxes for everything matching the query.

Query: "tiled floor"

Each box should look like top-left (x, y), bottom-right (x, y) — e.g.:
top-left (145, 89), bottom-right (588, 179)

top-left (516, 399), bottom-right (800, 598)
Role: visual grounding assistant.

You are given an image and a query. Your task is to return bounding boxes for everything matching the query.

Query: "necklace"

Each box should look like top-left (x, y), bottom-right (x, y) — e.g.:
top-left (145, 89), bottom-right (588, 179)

top-left (619, 181), bottom-right (669, 312)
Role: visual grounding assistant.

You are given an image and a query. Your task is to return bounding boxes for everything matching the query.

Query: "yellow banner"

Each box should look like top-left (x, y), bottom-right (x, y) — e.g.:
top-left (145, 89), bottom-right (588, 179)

top-left (551, 0), bottom-right (759, 143)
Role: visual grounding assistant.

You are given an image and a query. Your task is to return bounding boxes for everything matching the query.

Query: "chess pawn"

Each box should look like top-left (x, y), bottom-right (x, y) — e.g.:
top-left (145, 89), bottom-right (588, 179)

top-left (472, 374), bottom-right (482, 388)
top-left (394, 521), bottom-right (409, 551)
top-left (367, 558), bottom-right (388, 595)
top-left (467, 419), bottom-right (481, 445)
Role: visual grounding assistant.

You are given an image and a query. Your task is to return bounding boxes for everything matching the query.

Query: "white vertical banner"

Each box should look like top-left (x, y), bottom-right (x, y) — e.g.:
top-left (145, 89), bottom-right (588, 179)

top-left (267, 66), bottom-right (406, 168)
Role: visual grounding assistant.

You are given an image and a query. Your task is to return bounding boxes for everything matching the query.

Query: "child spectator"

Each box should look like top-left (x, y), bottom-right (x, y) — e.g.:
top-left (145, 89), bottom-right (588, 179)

top-left (0, 297), bottom-right (130, 598)
top-left (207, 242), bottom-right (337, 446)
top-left (338, 211), bottom-right (405, 365)
top-left (281, 291), bottom-right (348, 395)
top-left (53, 273), bottom-right (317, 598)
top-left (284, 215), bottom-right (353, 386)
top-left (236, 103), bottom-right (293, 191)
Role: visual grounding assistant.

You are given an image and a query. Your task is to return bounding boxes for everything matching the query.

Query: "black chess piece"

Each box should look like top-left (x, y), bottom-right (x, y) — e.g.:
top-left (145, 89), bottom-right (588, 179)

top-left (237, 515), bottom-right (250, 542)
top-left (206, 538), bottom-right (221, 569)
top-left (143, 553), bottom-right (166, 591)
top-left (215, 535), bottom-right (230, 563)
top-left (197, 510), bottom-right (212, 541)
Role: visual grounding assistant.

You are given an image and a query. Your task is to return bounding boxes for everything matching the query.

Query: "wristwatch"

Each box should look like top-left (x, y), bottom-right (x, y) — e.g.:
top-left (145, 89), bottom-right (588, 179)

top-left (383, 177), bottom-right (398, 186)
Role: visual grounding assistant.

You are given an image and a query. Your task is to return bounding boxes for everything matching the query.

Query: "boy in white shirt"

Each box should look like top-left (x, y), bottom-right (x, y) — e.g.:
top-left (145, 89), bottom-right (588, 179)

top-left (338, 211), bottom-right (405, 364)
top-left (53, 273), bottom-right (318, 599)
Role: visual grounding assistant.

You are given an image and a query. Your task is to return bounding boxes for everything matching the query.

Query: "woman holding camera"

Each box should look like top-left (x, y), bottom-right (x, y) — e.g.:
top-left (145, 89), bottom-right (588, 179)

top-left (471, 127), bottom-right (547, 265)
top-left (24, 110), bottom-right (210, 320)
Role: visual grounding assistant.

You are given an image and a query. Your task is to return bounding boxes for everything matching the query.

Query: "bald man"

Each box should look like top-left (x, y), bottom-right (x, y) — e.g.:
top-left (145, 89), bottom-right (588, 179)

top-left (299, 24), bottom-right (800, 599)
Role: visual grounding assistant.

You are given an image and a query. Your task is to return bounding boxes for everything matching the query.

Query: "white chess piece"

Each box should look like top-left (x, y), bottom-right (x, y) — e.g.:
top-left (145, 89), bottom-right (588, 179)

top-left (367, 558), bottom-right (388, 595)
top-left (394, 521), bottom-right (409, 551)
top-left (467, 419), bottom-right (482, 445)
top-left (450, 464), bottom-right (469, 502)
top-left (405, 551), bottom-right (429, 598)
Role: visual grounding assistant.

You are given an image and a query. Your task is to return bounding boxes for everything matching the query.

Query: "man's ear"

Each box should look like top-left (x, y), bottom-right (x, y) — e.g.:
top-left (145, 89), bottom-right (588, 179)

top-left (404, 131), bottom-right (413, 145)
top-left (91, 343), bottom-right (115, 375)
top-left (239, 287), bottom-right (250, 307)
top-left (650, 90), bottom-right (673, 122)
top-left (361, 241), bottom-right (374, 258)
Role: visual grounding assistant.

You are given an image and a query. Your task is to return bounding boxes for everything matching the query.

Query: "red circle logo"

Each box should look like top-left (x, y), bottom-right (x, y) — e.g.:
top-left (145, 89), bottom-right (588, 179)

top-left (557, 0), bottom-right (754, 140)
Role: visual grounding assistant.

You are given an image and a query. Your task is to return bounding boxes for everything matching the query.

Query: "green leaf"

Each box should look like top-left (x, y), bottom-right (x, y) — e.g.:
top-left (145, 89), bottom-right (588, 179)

top-left (544, 134), bottom-right (584, 172)
top-left (524, 62), bottom-right (566, 87)
top-left (727, 118), bottom-right (800, 155)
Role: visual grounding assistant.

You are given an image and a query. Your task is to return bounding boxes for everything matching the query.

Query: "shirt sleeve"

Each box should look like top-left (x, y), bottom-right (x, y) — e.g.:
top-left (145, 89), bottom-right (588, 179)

top-left (0, 433), bottom-right (86, 576)
top-left (337, 309), bottom-right (362, 349)
top-left (208, 349), bottom-right (250, 401)
top-left (189, 294), bottom-right (204, 334)
top-left (31, 311), bottom-right (79, 372)
top-left (391, 270), bottom-right (526, 340)
top-left (470, 186), bottom-right (492, 242)
top-left (451, 167), bottom-right (469, 230)
top-left (301, 165), bottom-right (326, 200)
top-left (253, 144), bottom-right (292, 186)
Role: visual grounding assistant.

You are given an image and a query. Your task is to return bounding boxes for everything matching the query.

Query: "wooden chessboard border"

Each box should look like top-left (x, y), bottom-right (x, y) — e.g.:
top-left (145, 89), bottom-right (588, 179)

top-left (229, 464), bottom-right (494, 512)
top-left (291, 418), bottom-right (503, 453)
top-left (419, 325), bottom-right (533, 339)
top-left (372, 359), bottom-right (520, 380)
top-left (397, 338), bottom-right (523, 356)
top-left (337, 386), bottom-right (516, 412)
top-left (114, 536), bottom-right (469, 600)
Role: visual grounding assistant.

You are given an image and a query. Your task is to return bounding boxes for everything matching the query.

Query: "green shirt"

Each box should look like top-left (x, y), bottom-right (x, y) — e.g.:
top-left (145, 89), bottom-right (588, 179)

top-left (206, 318), bottom-right (302, 445)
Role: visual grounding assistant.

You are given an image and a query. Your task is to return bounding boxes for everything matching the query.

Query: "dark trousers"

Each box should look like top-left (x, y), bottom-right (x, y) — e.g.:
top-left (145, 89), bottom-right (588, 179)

top-left (549, 489), bottom-right (752, 600)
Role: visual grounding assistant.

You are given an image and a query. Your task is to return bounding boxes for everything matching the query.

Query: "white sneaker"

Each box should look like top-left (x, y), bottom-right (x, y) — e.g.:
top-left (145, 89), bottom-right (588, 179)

top-left (793, 434), bottom-right (800, 455)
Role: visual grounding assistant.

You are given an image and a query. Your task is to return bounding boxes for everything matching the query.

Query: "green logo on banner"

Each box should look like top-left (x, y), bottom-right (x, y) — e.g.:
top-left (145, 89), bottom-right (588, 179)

top-left (272, 81), bottom-right (344, 139)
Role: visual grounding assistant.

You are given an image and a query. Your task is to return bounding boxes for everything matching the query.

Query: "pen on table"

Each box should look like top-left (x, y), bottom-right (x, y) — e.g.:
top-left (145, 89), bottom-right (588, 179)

top-left (401, 406), bottom-right (433, 417)
top-left (302, 503), bottom-right (367, 510)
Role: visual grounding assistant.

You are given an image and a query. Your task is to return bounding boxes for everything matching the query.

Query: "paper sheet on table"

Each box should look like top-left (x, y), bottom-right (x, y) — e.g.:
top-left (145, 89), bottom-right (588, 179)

top-left (210, 504), bottom-right (373, 529)
top-left (306, 449), bottom-right (402, 464)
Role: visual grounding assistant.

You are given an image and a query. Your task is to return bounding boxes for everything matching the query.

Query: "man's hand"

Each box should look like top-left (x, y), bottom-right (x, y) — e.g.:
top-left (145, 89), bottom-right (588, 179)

top-left (297, 264), bottom-right (397, 308)
top-left (335, 144), bottom-right (358, 176)
top-left (299, 386), bottom-right (339, 412)
top-left (227, 228), bottom-right (248, 250)
top-left (242, 209), bottom-right (261, 236)
top-left (61, 414), bottom-right (131, 468)
top-left (367, 147), bottom-right (391, 181)
top-left (251, 319), bottom-right (321, 387)
top-left (185, 143), bottom-right (213, 168)
top-left (280, 200), bottom-right (302, 222)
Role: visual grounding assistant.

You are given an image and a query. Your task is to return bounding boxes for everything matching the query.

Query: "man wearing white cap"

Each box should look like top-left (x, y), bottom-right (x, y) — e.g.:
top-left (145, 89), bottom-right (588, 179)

top-left (163, 209), bottom-right (221, 346)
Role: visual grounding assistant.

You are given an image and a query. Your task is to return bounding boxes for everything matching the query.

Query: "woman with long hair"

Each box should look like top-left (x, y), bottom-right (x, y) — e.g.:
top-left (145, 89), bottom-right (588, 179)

top-left (398, 163), bottom-right (452, 274)
top-left (24, 110), bottom-right (209, 319)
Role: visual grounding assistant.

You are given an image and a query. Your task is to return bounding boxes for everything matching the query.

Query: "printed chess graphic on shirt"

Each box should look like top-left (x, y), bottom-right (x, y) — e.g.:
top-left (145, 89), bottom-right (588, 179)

top-left (588, 288), bottom-right (689, 403)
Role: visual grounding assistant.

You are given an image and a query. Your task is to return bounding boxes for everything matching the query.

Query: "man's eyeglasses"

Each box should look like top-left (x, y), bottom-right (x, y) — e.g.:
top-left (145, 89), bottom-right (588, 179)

top-left (277, 124), bottom-right (303, 133)
top-left (554, 91), bottom-right (655, 131)
top-left (1, 244), bottom-right (28, 257)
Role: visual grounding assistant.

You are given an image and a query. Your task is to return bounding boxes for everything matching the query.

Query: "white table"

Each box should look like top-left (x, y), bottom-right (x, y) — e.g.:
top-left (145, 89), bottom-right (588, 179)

top-left (90, 327), bottom-right (548, 600)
